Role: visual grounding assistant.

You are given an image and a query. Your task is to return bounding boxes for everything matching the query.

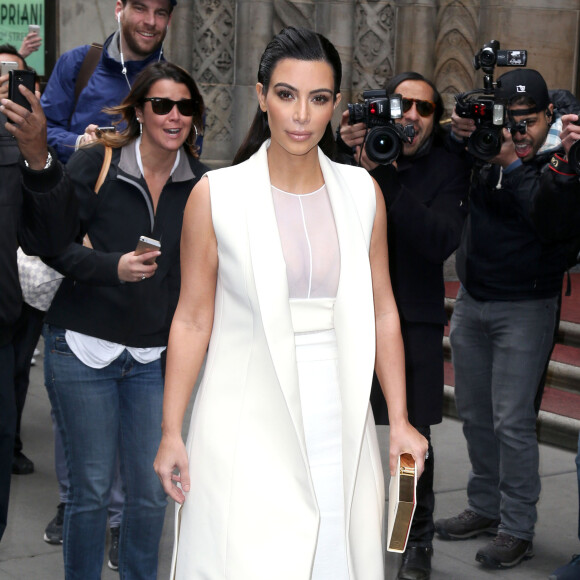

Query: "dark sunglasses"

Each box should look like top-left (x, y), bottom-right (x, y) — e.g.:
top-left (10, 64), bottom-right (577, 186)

top-left (402, 97), bottom-right (436, 118)
top-left (142, 97), bottom-right (196, 116)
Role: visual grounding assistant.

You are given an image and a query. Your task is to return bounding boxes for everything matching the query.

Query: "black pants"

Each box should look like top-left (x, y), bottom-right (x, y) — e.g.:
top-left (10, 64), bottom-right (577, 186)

top-left (371, 321), bottom-right (442, 548)
top-left (12, 303), bottom-right (44, 453)
top-left (0, 341), bottom-right (16, 541)
top-left (406, 424), bottom-right (435, 548)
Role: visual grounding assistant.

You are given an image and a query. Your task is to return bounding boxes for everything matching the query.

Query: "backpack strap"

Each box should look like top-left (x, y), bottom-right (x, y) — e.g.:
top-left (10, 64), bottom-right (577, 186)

top-left (94, 145), bottom-right (112, 194)
top-left (83, 145), bottom-right (112, 249)
top-left (69, 43), bottom-right (103, 125)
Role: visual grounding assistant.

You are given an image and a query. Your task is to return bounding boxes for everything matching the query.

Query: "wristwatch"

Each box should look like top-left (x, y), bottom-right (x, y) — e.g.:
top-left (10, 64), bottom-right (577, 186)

top-left (23, 151), bottom-right (53, 170)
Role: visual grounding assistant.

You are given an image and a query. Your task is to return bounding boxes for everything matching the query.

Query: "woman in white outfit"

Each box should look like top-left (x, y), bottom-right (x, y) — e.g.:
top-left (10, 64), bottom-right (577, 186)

top-left (154, 27), bottom-right (427, 580)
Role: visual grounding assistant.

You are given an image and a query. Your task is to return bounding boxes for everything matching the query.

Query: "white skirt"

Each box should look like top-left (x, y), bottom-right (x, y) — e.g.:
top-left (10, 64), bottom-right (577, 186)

top-left (295, 328), bottom-right (349, 580)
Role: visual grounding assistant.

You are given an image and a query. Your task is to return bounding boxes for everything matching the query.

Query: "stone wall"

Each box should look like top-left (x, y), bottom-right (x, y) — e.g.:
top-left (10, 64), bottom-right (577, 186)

top-left (58, 0), bottom-right (580, 166)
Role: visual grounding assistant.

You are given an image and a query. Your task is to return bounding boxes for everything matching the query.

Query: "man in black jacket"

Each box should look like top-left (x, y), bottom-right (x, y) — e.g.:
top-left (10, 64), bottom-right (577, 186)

top-left (435, 69), bottom-right (569, 571)
top-left (339, 72), bottom-right (470, 580)
top-left (0, 83), bottom-right (78, 541)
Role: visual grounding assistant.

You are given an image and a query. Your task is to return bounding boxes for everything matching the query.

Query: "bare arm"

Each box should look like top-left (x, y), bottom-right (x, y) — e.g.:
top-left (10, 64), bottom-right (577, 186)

top-left (369, 178), bottom-right (428, 476)
top-left (153, 177), bottom-right (218, 504)
top-left (19, 31), bottom-right (42, 58)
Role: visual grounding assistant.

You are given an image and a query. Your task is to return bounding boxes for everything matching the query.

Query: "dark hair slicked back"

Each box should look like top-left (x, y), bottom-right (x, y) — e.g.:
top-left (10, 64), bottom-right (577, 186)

top-left (233, 27), bottom-right (342, 165)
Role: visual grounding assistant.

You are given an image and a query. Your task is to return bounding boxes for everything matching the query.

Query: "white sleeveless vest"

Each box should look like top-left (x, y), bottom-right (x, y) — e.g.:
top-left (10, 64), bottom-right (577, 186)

top-left (172, 141), bottom-right (385, 580)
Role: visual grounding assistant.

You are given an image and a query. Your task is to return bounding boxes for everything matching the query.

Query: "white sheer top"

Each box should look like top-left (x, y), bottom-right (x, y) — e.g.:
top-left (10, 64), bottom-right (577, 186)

top-left (272, 184), bottom-right (340, 300)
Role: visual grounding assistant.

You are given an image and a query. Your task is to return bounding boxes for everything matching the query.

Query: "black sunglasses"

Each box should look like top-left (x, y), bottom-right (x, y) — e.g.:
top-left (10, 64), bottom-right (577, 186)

top-left (142, 97), bottom-right (196, 116)
top-left (402, 97), bottom-right (436, 118)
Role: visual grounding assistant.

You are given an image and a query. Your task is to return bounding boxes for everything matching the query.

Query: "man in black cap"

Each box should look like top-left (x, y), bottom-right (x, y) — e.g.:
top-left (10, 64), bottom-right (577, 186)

top-left (434, 69), bottom-right (569, 570)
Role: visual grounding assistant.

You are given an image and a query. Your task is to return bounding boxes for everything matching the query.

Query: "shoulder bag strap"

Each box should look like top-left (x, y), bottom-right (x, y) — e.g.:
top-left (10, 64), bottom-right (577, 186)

top-left (83, 146), bottom-right (113, 248)
top-left (69, 43), bottom-right (103, 125)
top-left (94, 145), bottom-right (113, 194)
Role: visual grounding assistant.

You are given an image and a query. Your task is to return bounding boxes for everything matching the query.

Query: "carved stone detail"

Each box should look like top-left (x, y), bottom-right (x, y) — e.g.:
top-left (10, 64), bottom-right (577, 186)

top-left (435, 0), bottom-right (480, 113)
top-left (193, 0), bottom-right (236, 148)
top-left (352, 0), bottom-right (396, 100)
top-left (272, 0), bottom-right (314, 35)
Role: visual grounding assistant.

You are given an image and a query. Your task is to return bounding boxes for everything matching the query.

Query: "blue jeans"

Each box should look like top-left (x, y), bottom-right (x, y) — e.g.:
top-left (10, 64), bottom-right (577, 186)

top-left (449, 287), bottom-right (558, 541)
top-left (52, 407), bottom-right (124, 526)
top-left (43, 325), bottom-right (167, 580)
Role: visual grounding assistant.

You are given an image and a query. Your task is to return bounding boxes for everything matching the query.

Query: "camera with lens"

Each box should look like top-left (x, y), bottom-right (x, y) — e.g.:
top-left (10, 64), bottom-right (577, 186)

top-left (455, 40), bottom-right (527, 160)
top-left (347, 90), bottom-right (414, 164)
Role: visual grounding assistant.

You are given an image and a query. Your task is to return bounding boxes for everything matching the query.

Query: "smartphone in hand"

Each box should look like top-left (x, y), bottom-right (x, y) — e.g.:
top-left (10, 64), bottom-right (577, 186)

top-left (96, 126), bottom-right (116, 138)
top-left (8, 69), bottom-right (35, 114)
top-left (1, 61), bottom-right (18, 80)
top-left (135, 236), bottom-right (161, 265)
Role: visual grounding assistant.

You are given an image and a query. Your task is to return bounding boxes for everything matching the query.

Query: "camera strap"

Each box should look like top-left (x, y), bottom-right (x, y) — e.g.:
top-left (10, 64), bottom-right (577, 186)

top-left (507, 106), bottom-right (539, 117)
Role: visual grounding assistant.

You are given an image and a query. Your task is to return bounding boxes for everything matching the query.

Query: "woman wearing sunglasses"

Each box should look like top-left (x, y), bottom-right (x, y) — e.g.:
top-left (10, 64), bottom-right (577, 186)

top-left (41, 61), bottom-right (208, 580)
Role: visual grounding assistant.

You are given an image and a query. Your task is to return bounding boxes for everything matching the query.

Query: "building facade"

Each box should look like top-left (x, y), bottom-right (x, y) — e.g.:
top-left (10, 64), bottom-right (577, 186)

top-left (59, 0), bottom-right (580, 166)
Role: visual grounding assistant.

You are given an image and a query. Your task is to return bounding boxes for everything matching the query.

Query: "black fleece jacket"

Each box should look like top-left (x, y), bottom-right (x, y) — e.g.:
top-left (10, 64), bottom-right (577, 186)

top-left (456, 149), bottom-right (568, 301)
top-left (44, 143), bottom-right (208, 347)
top-left (370, 133), bottom-right (470, 324)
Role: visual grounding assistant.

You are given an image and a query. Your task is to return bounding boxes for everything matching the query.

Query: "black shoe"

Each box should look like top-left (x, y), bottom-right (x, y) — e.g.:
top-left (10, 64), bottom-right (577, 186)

top-left (475, 532), bottom-right (534, 569)
top-left (12, 450), bottom-right (34, 474)
top-left (397, 546), bottom-right (433, 580)
top-left (434, 509), bottom-right (500, 540)
top-left (108, 526), bottom-right (120, 571)
top-left (549, 554), bottom-right (580, 579)
top-left (44, 503), bottom-right (65, 544)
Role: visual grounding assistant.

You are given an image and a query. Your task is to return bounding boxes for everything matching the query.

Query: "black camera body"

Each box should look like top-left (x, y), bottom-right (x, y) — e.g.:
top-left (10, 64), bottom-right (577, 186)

top-left (455, 94), bottom-right (506, 160)
top-left (347, 90), bottom-right (414, 164)
top-left (474, 44), bottom-right (527, 72)
top-left (455, 40), bottom-right (527, 160)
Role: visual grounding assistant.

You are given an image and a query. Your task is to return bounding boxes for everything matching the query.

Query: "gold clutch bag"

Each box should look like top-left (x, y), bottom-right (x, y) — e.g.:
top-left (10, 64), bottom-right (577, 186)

top-left (387, 453), bottom-right (417, 553)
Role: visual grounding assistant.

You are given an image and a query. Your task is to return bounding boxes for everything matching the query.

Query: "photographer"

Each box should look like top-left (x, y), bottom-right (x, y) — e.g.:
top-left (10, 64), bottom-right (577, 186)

top-left (339, 72), bottom-right (470, 580)
top-left (435, 68), bottom-right (571, 570)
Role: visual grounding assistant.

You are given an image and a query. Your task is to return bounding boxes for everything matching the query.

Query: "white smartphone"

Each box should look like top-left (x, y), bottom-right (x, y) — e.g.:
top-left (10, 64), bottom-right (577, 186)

top-left (1, 61), bottom-right (18, 79)
top-left (135, 236), bottom-right (161, 265)
top-left (28, 24), bottom-right (40, 34)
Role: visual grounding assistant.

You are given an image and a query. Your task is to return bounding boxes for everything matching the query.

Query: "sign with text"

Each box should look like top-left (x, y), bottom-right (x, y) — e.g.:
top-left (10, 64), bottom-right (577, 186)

top-left (0, 2), bottom-right (44, 75)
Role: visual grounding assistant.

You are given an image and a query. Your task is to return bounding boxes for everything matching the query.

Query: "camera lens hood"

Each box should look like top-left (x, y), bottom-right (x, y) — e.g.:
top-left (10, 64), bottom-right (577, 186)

top-left (468, 127), bottom-right (503, 160)
top-left (366, 125), bottom-right (402, 165)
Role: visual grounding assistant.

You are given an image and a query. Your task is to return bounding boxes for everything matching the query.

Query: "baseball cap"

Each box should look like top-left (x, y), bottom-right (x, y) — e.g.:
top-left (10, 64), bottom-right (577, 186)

top-left (495, 69), bottom-right (550, 111)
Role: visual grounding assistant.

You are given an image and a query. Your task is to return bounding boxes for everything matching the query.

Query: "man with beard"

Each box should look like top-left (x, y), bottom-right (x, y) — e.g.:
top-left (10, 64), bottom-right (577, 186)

top-left (41, 0), bottom-right (176, 163)
top-left (338, 72), bottom-right (470, 580)
top-left (435, 69), bottom-right (569, 571)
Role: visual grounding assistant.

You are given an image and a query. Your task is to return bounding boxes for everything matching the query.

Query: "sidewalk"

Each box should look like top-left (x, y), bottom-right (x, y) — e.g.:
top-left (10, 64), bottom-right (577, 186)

top-left (0, 347), bottom-right (577, 579)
